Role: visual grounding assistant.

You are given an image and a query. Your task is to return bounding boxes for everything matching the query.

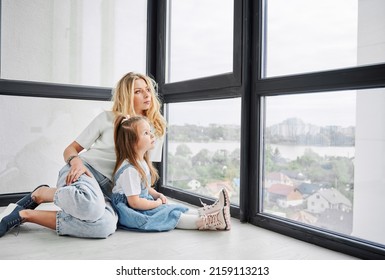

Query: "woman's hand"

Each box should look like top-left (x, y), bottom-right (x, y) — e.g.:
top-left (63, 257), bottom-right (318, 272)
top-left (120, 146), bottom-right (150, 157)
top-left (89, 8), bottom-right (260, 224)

top-left (65, 157), bottom-right (93, 185)
top-left (63, 141), bottom-right (92, 185)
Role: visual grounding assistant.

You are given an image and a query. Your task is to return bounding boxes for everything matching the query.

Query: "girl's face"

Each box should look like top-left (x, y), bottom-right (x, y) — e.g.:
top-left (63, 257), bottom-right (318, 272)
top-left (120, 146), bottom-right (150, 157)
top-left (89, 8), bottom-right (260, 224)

top-left (133, 78), bottom-right (152, 115)
top-left (136, 120), bottom-right (155, 155)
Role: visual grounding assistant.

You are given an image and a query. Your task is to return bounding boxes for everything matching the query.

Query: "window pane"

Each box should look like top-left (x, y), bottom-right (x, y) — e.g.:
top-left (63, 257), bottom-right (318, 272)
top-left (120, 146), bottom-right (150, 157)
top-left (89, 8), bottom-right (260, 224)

top-left (0, 95), bottom-right (111, 194)
top-left (1, 0), bottom-right (147, 87)
top-left (262, 88), bottom-right (385, 247)
top-left (263, 0), bottom-right (385, 77)
top-left (166, 0), bottom-right (233, 83)
top-left (166, 98), bottom-right (241, 205)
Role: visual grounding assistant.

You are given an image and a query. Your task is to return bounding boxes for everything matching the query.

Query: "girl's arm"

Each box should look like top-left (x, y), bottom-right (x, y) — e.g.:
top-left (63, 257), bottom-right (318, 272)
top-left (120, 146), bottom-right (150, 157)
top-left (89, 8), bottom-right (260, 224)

top-left (148, 188), bottom-right (167, 204)
top-left (127, 194), bottom-right (162, 210)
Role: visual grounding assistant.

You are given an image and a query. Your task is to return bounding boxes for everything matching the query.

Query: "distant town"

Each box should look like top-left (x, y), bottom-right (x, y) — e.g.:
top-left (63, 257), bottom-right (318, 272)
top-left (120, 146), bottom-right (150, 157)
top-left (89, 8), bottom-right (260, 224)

top-left (266, 117), bottom-right (355, 146)
top-left (167, 118), bottom-right (355, 235)
top-left (169, 117), bottom-right (355, 147)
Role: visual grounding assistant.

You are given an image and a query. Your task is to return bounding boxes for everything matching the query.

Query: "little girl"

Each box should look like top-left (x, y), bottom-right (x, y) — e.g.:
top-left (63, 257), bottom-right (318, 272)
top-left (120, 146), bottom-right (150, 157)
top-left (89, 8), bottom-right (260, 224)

top-left (111, 115), bottom-right (231, 232)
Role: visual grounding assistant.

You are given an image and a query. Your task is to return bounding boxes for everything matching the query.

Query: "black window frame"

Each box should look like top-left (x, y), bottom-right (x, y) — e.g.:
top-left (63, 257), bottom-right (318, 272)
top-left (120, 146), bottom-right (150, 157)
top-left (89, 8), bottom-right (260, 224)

top-left (156, 0), bottom-right (243, 102)
top-left (154, 0), bottom-right (385, 259)
top-left (0, 0), bottom-right (151, 204)
top-left (248, 1), bottom-right (385, 259)
top-left (1, 0), bottom-right (385, 260)
top-left (152, 0), bottom-right (248, 221)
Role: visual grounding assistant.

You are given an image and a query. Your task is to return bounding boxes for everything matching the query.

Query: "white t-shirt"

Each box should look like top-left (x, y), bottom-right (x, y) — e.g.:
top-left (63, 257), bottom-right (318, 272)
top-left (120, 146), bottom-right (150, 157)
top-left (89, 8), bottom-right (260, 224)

top-left (76, 111), bottom-right (115, 180)
top-left (76, 111), bottom-right (164, 180)
top-left (113, 160), bottom-right (150, 196)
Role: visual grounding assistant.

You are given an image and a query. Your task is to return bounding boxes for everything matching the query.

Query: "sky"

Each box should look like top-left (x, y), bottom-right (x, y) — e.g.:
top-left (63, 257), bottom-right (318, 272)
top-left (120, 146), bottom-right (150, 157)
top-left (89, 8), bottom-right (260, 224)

top-left (167, 98), bottom-right (241, 127)
top-left (167, 0), bottom-right (359, 128)
top-left (167, 91), bottom-right (356, 128)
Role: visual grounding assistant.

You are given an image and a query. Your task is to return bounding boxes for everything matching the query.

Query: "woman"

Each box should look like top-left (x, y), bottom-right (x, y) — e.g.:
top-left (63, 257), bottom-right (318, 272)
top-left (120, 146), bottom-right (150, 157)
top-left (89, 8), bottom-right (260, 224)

top-left (0, 72), bottom-right (166, 238)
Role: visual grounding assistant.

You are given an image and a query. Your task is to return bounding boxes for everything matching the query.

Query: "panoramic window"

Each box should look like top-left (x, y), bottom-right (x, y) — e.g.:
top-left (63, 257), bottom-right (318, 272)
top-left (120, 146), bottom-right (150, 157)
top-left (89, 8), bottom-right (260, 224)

top-left (262, 88), bottom-right (385, 247)
top-left (1, 0), bottom-right (147, 87)
top-left (263, 0), bottom-right (385, 77)
top-left (165, 0), bottom-right (234, 83)
top-left (0, 95), bottom-right (111, 194)
top-left (165, 98), bottom-right (241, 205)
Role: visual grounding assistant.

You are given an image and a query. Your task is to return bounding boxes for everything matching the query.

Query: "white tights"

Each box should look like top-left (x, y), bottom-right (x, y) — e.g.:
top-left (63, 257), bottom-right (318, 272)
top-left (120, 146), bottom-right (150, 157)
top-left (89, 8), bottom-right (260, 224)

top-left (175, 209), bottom-right (200, 230)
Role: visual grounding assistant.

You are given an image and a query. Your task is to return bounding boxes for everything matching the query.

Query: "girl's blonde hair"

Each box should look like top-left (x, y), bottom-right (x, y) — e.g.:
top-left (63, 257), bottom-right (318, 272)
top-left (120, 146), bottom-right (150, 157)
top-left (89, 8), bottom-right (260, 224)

top-left (111, 72), bottom-right (166, 137)
top-left (113, 114), bottom-right (159, 187)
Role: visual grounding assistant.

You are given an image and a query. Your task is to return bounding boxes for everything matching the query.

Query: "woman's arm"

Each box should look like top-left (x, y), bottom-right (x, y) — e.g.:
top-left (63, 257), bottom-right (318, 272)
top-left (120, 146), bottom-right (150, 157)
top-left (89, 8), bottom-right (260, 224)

top-left (63, 141), bottom-right (93, 185)
top-left (127, 194), bottom-right (162, 210)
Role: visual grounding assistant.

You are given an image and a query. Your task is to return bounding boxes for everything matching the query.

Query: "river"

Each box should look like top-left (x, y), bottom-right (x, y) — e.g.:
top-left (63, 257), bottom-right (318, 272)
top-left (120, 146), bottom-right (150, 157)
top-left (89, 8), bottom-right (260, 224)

top-left (168, 142), bottom-right (355, 160)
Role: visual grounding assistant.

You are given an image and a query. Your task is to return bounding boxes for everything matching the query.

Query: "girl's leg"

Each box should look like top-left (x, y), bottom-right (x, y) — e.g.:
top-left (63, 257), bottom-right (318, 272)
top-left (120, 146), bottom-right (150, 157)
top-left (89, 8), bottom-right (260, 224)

top-left (175, 207), bottom-right (231, 231)
top-left (175, 210), bottom-right (200, 230)
top-left (197, 188), bottom-right (230, 216)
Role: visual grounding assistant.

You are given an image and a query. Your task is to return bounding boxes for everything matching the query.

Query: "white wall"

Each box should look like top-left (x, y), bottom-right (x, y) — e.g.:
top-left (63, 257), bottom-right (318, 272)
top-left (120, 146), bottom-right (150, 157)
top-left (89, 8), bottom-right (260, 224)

top-left (353, 0), bottom-right (385, 245)
top-left (0, 96), bottom-right (112, 194)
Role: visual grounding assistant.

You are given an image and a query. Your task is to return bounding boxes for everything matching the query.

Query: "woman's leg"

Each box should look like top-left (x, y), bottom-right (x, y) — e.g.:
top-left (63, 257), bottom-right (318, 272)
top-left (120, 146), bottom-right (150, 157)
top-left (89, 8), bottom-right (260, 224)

top-left (2, 163), bottom-right (117, 238)
top-left (56, 201), bottom-right (117, 238)
top-left (0, 205), bottom-right (57, 237)
top-left (5, 205), bottom-right (116, 238)
top-left (20, 209), bottom-right (57, 230)
top-left (53, 163), bottom-right (117, 238)
top-left (54, 164), bottom-right (106, 221)
top-left (32, 187), bottom-right (57, 204)
top-left (14, 185), bottom-right (52, 210)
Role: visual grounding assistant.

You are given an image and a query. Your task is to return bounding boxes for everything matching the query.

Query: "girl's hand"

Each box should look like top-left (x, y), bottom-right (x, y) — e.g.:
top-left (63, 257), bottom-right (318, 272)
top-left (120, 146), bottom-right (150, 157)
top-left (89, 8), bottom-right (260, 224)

top-left (65, 157), bottom-right (93, 185)
top-left (159, 194), bottom-right (167, 204)
top-left (156, 198), bottom-right (163, 206)
top-left (148, 188), bottom-right (167, 204)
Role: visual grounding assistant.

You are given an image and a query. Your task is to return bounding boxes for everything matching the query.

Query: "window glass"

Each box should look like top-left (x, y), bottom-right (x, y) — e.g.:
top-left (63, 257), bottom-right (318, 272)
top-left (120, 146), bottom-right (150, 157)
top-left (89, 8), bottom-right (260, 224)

top-left (165, 98), bottom-right (241, 205)
top-left (1, 0), bottom-right (147, 87)
top-left (0, 95), bottom-right (112, 194)
top-left (262, 88), bottom-right (385, 246)
top-left (263, 0), bottom-right (385, 77)
top-left (166, 0), bottom-right (234, 83)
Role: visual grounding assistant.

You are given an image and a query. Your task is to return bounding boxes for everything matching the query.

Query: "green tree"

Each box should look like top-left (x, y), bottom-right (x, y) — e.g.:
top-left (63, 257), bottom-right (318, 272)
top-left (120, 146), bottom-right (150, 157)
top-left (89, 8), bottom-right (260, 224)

top-left (175, 144), bottom-right (192, 157)
top-left (192, 149), bottom-right (211, 166)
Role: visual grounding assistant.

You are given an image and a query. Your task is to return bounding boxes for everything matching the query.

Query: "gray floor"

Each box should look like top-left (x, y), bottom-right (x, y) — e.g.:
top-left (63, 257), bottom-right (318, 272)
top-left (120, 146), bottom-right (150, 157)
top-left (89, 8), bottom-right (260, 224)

top-left (0, 200), bottom-right (357, 260)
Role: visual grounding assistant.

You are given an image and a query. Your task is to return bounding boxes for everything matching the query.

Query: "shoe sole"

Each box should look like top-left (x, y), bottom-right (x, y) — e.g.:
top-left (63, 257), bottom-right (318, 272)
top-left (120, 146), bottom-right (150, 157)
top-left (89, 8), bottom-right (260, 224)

top-left (198, 188), bottom-right (230, 215)
top-left (221, 189), bottom-right (231, 230)
top-left (222, 188), bottom-right (230, 207)
top-left (0, 203), bottom-right (19, 221)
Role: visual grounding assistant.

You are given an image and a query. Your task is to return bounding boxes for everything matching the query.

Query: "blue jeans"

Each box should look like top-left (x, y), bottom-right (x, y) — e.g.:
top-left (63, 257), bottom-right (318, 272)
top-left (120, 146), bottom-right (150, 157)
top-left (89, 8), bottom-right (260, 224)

top-left (54, 162), bottom-right (117, 238)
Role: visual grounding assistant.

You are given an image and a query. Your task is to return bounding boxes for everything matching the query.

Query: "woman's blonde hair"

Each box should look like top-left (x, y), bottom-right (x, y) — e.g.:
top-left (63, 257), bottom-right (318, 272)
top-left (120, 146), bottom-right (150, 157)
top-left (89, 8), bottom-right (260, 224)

top-left (111, 72), bottom-right (166, 137)
top-left (113, 114), bottom-right (159, 187)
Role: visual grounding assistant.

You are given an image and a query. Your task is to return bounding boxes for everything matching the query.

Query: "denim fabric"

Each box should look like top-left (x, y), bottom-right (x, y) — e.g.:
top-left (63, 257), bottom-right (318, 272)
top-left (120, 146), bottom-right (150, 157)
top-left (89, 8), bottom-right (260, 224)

top-left (111, 193), bottom-right (189, 232)
top-left (54, 162), bottom-right (117, 238)
top-left (87, 163), bottom-right (113, 199)
top-left (111, 163), bottom-right (189, 232)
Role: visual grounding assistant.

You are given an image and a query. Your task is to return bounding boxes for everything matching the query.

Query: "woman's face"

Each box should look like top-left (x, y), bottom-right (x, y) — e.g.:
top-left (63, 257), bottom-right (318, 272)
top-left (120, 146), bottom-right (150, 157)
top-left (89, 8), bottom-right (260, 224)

top-left (133, 78), bottom-right (152, 115)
